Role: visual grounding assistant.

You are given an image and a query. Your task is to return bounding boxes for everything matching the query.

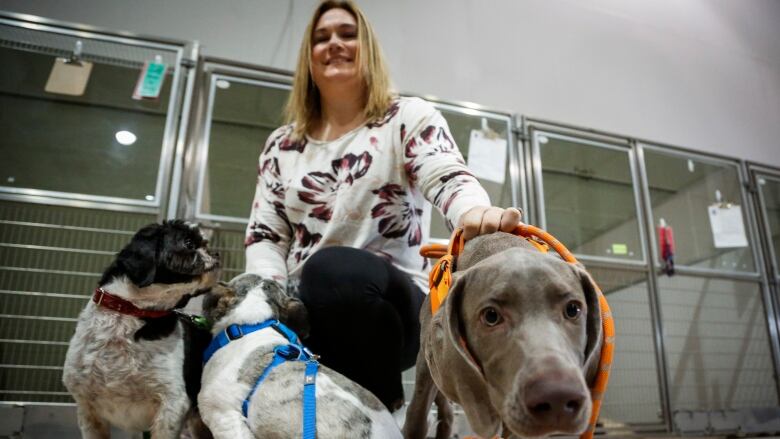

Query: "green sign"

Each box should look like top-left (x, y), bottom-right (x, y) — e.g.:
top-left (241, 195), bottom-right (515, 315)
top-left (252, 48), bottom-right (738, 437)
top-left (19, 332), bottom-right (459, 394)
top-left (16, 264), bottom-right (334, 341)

top-left (137, 61), bottom-right (166, 99)
top-left (611, 243), bottom-right (628, 255)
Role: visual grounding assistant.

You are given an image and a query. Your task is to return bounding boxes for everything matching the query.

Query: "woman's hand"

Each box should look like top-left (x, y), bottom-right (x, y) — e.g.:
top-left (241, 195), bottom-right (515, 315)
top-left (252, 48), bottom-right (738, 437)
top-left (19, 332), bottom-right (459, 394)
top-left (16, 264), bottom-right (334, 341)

top-left (458, 206), bottom-right (523, 240)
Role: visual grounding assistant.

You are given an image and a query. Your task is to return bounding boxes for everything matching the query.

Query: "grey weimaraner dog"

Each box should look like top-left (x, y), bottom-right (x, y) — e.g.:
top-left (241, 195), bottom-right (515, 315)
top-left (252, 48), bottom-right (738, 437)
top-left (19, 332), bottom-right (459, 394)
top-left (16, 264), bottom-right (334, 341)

top-left (403, 232), bottom-right (603, 439)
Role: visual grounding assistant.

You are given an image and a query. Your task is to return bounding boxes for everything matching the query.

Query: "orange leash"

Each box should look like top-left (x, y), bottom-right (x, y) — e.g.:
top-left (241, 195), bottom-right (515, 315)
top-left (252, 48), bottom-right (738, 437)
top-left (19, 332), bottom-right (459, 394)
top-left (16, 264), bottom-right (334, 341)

top-left (420, 225), bottom-right (615, 439)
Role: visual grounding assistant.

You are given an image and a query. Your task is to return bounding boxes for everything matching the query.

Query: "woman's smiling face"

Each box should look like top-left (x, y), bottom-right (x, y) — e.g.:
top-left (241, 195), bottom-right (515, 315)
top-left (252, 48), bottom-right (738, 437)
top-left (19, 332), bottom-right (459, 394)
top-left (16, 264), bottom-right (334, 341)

top-left (310, 8), bottom-right (361, 89)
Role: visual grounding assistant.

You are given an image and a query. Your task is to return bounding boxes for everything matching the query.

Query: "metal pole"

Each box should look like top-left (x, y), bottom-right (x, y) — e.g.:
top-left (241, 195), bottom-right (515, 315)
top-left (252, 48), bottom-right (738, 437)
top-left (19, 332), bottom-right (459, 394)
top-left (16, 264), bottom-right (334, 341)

top-left (740, 163), bottom-right (780, 401)
top-left (166, 42), bottom-right (200, 220)
top-left (634, 141), bottom-right (674, 432)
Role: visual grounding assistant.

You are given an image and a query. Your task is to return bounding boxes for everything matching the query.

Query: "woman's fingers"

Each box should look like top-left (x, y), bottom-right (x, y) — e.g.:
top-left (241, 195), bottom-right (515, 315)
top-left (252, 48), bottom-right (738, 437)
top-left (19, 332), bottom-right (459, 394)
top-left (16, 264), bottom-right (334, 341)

top-left (459, 206), bottom-right (523, 240)
top-left (459, 206), bottom-right (486, 240)
top-left (479, 207), bottom-right (503, 235)
top-left (499, 207), bottom-right (522, 232)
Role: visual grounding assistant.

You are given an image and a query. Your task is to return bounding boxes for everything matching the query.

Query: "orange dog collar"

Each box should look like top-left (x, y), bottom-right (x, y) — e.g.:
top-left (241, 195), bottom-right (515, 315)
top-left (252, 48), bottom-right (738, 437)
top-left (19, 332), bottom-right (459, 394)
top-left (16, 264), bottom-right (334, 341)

top-left (420, 225), bottom-right (615, 439)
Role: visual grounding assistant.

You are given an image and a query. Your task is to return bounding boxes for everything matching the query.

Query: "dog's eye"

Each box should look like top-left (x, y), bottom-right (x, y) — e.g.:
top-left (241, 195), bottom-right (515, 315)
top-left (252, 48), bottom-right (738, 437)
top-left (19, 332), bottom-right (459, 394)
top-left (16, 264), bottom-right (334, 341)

top-left (564, 301), bottom-right (582, 320)
top-left (184, 239), bottom-right (196, 250)
top-left (480, 307), bottom-right (503, 327)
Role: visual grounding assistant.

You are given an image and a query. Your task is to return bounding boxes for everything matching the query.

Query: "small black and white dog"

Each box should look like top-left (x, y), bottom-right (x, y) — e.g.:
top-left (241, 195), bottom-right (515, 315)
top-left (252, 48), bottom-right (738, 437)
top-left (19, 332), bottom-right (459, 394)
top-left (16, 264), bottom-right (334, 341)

top-left (63, 220), bottom-right (219, 439)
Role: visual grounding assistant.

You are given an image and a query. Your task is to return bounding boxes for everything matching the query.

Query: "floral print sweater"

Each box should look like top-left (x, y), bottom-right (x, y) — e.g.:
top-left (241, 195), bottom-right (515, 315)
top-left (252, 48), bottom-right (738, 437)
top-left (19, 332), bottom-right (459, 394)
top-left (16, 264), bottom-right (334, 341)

top-left (245, 97), bottom-right (490, 294)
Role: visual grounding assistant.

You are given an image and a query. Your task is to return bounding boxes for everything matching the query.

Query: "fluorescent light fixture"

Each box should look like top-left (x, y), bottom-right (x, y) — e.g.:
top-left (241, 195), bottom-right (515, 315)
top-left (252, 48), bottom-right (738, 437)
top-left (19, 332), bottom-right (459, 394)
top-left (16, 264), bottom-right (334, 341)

top-left (115, 130), bottom-right (137, 146)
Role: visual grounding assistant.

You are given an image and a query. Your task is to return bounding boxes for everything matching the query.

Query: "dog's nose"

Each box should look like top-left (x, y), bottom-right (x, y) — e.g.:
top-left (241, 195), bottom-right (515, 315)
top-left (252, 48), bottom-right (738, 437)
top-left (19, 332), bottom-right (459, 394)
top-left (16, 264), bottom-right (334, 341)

top-left (524, 375), bottom-right (587, 425)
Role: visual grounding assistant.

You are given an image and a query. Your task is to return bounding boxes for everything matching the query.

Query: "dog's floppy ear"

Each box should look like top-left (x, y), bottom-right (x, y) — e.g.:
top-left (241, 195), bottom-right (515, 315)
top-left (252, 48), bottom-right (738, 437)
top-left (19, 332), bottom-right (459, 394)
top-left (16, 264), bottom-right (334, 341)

top-left (280, 296), bottom-right (310, 340)
top-left (437, 269), bottom-right (502, 438)
top-left (572, 263), bottom-right (603, 386)
top-left (259, 279), bottom-right (310, 339)
top-left (118, 223), bottom-right (161, 287)
top-left (201, 283), bottom-right (237, 325)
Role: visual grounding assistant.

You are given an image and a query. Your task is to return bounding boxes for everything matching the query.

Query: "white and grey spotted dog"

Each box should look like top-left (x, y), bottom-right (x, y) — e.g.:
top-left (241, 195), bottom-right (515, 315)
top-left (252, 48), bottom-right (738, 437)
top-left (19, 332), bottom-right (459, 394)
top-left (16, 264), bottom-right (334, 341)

top-left (63, 220), bottom-right (219, 439)
top-left (198, 273), bottom-right (402, 439)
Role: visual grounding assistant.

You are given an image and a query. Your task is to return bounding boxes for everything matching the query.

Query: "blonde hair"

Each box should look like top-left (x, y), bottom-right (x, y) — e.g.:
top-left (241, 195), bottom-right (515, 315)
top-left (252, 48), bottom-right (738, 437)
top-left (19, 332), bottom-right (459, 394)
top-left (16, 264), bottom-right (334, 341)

top-left (285, 0), bottom-right (395, 139)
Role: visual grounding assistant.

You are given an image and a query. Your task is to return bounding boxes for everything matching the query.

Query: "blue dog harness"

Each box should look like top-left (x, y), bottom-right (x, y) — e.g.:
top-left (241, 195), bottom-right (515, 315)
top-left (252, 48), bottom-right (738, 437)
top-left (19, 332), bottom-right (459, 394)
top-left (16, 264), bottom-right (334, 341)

top-left (203, 320), bottom-right (319, 439)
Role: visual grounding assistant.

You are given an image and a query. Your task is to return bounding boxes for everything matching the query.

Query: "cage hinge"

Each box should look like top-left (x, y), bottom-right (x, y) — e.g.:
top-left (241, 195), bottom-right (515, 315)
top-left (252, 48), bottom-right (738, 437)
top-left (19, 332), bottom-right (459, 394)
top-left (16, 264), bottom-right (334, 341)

top-left (744, 180), bottom-right (759, 195)
top-left (512, 128), bottom-right (529, 142)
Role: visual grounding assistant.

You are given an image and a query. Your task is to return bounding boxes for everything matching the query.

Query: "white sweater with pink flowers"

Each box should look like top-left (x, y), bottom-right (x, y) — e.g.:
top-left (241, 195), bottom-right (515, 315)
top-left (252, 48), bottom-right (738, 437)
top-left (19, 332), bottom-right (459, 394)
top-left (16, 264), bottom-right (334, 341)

top-left (245, 97), bottom-right (490, 293)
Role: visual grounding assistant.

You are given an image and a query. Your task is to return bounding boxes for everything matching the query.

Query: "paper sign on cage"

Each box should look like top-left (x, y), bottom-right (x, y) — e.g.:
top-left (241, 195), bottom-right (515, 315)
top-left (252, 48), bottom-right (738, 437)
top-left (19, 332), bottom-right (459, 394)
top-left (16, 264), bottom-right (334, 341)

top-left (45, 58), bottom-right (93, 96)
top-left (707, 204), bottom-right (748, 248)
top-left (467, 129), bottom-right (507, 184)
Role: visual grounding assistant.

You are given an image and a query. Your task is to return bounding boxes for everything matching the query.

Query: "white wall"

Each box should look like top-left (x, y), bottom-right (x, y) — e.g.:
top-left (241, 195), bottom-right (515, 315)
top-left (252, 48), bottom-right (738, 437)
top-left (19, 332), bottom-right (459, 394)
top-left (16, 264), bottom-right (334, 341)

top-left (2, 0), bottom-right (779, 166)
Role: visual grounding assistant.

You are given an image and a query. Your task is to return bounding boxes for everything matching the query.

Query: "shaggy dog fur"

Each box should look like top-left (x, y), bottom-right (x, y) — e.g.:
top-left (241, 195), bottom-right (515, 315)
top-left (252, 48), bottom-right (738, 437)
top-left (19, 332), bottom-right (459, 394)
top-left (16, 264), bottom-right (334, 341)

top-left (63, 220), bottom-right (219, 439)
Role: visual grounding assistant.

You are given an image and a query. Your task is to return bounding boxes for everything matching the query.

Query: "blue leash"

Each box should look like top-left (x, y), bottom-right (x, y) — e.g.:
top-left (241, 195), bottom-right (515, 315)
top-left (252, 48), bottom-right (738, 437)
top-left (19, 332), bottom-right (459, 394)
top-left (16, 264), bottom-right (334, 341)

top-left (204, 320), bottom-right (319, 439)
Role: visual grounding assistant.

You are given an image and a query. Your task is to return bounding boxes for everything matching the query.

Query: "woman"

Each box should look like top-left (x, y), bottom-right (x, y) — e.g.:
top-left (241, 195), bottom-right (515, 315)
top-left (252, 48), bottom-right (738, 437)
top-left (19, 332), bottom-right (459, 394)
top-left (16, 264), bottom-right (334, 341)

top-left (244, 0), bottom-right (521, 411)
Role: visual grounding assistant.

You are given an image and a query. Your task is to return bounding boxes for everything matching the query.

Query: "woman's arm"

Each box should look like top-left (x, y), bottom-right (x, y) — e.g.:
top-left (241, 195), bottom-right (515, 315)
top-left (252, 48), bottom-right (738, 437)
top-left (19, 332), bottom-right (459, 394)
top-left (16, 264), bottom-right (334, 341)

top-left (401, 98), bottom-right (521, 239)
top-left (244, 132), bottom-right (293, 286)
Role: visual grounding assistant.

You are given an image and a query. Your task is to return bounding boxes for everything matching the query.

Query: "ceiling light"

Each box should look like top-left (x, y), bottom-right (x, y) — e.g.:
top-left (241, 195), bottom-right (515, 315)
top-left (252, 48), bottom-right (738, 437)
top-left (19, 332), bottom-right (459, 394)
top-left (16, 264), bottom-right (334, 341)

top-left (145, 195), bottom-right (155, 201)
top-left (115, 130), bottom-right (137, 146)
top-left (216, 79), bottom-right (231, 89)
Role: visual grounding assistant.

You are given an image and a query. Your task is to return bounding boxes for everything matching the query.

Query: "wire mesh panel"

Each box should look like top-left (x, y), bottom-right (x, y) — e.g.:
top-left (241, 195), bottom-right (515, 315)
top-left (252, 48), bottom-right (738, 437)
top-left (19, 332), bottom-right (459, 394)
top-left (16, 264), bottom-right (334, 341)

top-left (205, 227), bottom-right (246, 282)
top-left (0, 200), bottom-right (155, 403)
top-left (657, 275), bottom-right (778, 411)
top-left (587, 266), bottom-right (664, 427)
top-left (0, 19), bottom-right (179, 68)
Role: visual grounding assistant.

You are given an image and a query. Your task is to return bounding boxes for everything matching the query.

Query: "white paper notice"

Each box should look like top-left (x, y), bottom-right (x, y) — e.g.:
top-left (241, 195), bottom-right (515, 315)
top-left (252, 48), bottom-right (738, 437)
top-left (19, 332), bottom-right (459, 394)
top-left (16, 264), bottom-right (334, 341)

top-left (707, 204), bottom-right (748, 248)
top-left (467, 130), bottom-right (507, 184)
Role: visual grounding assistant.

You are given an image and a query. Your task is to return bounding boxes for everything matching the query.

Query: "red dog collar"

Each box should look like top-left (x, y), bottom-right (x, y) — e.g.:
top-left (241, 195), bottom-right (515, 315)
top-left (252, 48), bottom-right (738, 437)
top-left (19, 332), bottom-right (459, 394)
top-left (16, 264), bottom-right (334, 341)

top-left (93, 288), bottom-right (172, 319)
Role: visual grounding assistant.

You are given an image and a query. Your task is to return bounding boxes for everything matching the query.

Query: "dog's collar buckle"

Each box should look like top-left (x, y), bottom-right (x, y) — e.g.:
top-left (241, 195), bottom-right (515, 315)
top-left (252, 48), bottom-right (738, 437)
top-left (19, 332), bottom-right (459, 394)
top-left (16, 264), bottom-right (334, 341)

top-left (304, 348), bottom-right (320, 361)
top-left (432, 259), bottom-right (448, 286)
top-left (225, 324), bottom-right (244, 340)
top-left (429, 255), bottom-right (454, 314)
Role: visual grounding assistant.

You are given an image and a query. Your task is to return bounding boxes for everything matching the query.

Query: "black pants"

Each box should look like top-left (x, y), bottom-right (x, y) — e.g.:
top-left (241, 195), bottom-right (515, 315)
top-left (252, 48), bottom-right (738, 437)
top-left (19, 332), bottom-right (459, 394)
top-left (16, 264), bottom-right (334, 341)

top-left (298, 246), bottom-right (425, 410)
